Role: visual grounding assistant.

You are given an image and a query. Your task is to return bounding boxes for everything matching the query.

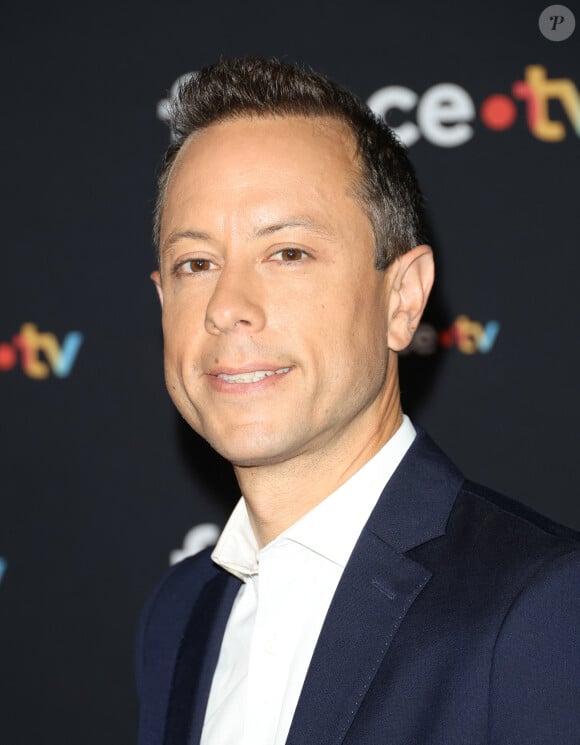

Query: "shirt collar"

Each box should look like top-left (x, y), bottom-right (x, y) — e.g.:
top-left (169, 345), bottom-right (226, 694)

top-left (211, 415), bottom-right (416, 581)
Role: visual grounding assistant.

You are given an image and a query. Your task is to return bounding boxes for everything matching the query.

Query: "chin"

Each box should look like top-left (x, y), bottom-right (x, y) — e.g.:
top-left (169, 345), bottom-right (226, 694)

top-left (203, 426), bottom-right (300, 469)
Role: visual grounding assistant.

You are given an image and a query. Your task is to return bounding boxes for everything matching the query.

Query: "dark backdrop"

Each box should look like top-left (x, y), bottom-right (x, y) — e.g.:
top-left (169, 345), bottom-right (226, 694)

top-left (1, 2), bottom-right (578, 743)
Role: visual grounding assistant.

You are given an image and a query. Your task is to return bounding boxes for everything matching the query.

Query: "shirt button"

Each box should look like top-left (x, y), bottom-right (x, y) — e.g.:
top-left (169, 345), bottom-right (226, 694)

top-left (265, 638), bottom-right (279, 656)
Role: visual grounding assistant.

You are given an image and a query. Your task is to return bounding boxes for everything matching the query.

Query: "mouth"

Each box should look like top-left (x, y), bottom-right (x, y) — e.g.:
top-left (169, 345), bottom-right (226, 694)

top-left (215, 367), bottom-right (291, 384)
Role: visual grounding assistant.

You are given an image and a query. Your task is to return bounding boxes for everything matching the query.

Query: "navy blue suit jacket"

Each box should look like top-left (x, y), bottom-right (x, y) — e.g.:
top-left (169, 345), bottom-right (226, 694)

top-left (136, 431), bottom-right (580, 744)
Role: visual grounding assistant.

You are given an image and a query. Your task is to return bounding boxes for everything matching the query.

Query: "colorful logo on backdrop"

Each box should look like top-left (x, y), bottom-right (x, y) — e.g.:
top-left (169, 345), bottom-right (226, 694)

top-left (158, 65), bottom-right (579, 148)
top-left (367, 65), bottom-right (580, 147)
top-left (403, 316), bottom-right (500, 356)
top-left (0, 323), bottom-right (83, 379)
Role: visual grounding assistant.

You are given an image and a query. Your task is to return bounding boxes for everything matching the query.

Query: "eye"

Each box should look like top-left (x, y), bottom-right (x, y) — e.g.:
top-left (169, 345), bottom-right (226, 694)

top-left (176, 258), bottom-right (216, 274)
top-left (272, 247), bottom-right (308, 262)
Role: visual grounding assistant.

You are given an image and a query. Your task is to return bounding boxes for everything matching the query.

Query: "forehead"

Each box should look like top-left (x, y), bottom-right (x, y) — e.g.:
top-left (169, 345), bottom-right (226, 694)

top-left (171, 113), bottom-right (359, 178)
top-left (163, 115), bottom-right (362, 214)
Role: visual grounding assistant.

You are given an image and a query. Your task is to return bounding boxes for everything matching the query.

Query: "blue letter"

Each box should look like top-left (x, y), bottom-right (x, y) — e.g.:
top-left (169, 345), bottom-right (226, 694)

top-left (53, 332), bottom-right (84, 377)
top-left (478, 321), bottom-right (500, 353)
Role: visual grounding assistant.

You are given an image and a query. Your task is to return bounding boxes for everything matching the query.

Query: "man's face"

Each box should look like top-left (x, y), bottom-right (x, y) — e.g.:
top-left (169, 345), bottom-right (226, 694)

top-left (154, 115), bottom-right (399, 468)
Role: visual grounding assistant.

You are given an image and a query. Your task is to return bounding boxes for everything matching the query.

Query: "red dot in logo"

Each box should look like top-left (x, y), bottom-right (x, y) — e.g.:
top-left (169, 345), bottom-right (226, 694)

top-left (0, 343), bottom-right (17, 371)
top-left (480, 94), bottom-right (517, 131)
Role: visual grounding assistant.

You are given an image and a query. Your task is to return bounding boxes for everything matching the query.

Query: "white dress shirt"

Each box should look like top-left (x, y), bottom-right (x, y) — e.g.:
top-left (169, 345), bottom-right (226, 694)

top-left (200, 416), bottom-right (416, 745)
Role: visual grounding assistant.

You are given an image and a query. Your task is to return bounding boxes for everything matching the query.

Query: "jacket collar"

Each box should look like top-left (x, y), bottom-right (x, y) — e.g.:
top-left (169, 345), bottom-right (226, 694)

top-left (367, 426), bottom-right (464, 553)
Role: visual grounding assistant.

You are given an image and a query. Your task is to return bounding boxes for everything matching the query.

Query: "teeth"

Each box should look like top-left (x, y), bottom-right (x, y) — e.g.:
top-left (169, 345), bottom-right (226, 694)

top-left (217, 367), bottom-right (291, 383)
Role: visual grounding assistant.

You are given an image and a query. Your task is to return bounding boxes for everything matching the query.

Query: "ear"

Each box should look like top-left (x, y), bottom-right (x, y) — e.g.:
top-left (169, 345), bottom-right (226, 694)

top-left (386, 245), bottom-right (434, 351)
top-left (151, 270), bottom-right (164, 307)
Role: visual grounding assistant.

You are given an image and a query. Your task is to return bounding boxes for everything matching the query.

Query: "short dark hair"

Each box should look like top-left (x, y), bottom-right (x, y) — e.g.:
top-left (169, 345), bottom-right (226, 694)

top-left (154, 57), bottom-right (429, 269)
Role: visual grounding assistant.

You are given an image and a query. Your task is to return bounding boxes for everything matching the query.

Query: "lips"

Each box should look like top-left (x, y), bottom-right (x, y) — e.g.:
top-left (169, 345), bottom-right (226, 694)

top-left (216, 367), bottom-right (291, 384)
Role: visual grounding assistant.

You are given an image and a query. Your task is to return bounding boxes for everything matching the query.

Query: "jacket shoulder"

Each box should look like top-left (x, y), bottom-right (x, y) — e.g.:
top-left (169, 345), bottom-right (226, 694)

top-left (460, 479), bottom-right (580, 549)
top-left (135, 548), bottom-right (221, 698)
top-left (457, 487), bottom-right (580, 742)
top-left (410, 477), bottom-right (580, 616)
top-left (427, 480), bottom-right (580, 617)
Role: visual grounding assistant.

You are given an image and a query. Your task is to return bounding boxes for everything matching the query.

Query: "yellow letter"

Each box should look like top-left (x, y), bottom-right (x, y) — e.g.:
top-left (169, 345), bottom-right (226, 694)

top-left (513, 65), bottom-right (580, 142)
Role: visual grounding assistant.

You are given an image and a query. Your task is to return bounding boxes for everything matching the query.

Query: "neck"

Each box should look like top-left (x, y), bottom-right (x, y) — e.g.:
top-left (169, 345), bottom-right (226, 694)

top-left (233, 361), bottom-right (403, 547)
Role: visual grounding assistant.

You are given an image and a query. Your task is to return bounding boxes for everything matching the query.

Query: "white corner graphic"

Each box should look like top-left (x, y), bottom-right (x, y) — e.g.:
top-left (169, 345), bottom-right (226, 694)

top-left (170, 523), bottom-right (221, 566)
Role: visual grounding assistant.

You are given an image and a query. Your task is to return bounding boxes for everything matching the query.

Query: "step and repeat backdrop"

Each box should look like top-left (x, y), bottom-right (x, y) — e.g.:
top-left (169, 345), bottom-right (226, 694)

top-left (1, 1), bottom-right (578, 743)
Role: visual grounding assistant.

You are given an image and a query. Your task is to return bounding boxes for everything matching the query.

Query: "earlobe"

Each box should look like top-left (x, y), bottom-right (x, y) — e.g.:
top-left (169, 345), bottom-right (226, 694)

top-left (151, 270), bottom-right (164, 307)
top-left (387, 245), bottom-right (434, 351)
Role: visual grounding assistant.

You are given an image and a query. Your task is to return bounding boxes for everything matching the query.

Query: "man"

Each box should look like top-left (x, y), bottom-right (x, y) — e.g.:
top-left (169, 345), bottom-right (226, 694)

top-left (137, 58), bottom-right (580, 745)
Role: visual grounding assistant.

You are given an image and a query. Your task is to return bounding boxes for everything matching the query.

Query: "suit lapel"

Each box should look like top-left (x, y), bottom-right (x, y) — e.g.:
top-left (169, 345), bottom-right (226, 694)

top-left (287, 430), bottom-right (464, 745)
top-left (162, 570), bottom-right (240, 745)
top-left (286, 532), bottom-right (430, 745)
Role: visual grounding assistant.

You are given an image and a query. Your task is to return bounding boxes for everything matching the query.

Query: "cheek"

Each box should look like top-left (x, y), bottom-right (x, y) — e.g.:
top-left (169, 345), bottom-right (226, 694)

top-left (335, 291), bottom-right (389, 374)
top-left (161, 309), bottom-right (202, 407)
top-left (161, 298), bottom-right (204, 358)
top-left (305, 293), bottom-right (384, 383)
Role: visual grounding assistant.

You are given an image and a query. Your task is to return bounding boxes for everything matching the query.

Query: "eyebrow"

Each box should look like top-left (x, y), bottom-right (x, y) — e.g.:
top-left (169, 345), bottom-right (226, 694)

top-left (164, 229), bottom-right (212, 250)
top-left (253, 217), bottom-right (333, 239)
top-left (162, 217), bottom-right (334, 254)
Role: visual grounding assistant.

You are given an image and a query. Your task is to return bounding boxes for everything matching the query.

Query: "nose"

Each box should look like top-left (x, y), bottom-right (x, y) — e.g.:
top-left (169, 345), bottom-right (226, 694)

top-left (204, 264), bottom-right (266, 335)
